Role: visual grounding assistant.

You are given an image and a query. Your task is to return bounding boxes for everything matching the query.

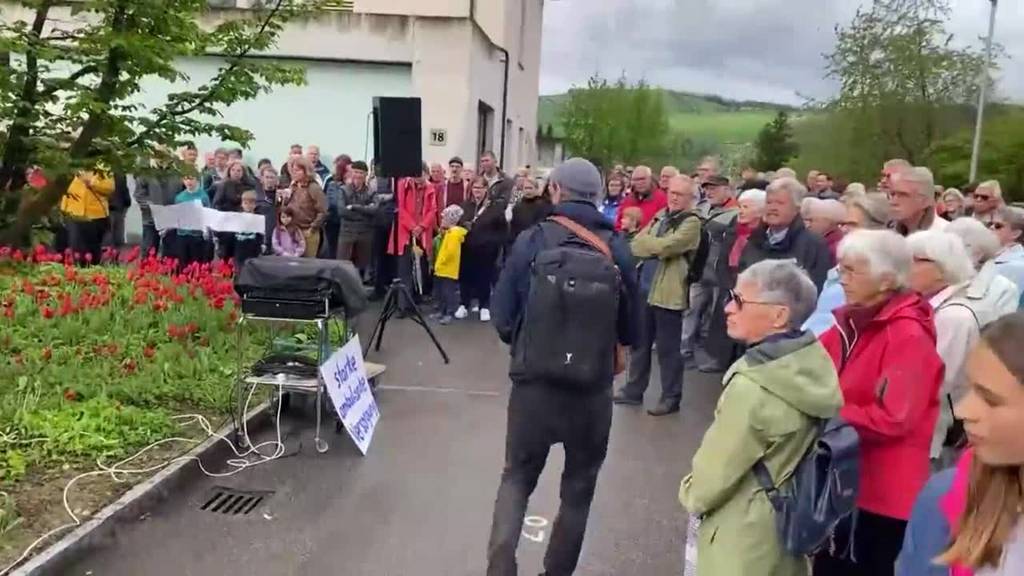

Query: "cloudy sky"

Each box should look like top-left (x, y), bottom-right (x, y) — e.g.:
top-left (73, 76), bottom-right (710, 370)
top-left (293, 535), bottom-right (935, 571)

top-left (539, 0), bottom-right (1024, 105)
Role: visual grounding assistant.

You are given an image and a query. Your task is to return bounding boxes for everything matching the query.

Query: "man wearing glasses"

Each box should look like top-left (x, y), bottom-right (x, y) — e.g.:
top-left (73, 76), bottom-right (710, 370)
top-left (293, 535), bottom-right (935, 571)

top-left (888, 165), bottom-right (948, 236)
top-left (971, 180), bottom-right (1004, 225)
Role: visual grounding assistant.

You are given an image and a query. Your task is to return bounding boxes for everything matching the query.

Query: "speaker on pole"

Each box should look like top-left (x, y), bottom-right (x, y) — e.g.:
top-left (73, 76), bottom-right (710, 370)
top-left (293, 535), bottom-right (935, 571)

top-left (372, 97), bottom-right (422, 179)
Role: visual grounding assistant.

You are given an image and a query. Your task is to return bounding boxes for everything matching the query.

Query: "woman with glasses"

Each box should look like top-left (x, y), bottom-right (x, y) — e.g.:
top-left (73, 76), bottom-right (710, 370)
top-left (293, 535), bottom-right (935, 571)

top-left (813, 229), bottom-right (944, 576)
top-left (947, 217), bottom-right (1020, 319)
top-left (680, 259), bottom-right (842, 576)
top-left (941, 188), bottom-right (967, 220)
top-left (906, 231), bottom-right (986, 468)
top-left (970, 181), bottom-right (1003, 225)
top-left (802, 193), bottom-right (890, 335)
top-left (988, 206), bottom-right (1024, 304)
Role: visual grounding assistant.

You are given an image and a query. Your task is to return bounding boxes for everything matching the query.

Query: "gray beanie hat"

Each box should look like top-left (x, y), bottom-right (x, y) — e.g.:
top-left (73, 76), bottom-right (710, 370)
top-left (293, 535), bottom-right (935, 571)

top-left (550, 158), bottom-right (602, 202)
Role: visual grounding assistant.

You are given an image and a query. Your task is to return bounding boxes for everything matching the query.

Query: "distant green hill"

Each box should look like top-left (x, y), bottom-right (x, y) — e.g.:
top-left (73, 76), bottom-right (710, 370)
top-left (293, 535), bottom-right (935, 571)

top-left (538, 90), bottom-right (795, 146)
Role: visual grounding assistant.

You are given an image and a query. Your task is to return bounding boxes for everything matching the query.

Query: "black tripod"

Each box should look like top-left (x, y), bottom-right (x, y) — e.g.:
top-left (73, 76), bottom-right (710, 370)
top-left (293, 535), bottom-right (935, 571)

top-left (366, 278), bottom-right (450, 363)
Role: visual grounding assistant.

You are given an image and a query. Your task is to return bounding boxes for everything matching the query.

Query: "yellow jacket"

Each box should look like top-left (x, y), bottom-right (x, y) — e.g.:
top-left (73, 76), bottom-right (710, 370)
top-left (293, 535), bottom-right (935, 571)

top-left (61, 172), bottom-right (114, 220)
top-left (434, 226), bottom-right (468, 280)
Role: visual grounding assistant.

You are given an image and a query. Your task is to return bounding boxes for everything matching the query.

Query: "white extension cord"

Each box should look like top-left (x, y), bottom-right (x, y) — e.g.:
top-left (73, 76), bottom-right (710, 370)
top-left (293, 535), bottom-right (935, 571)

top-left (0, 379), bottom-right (287, 576)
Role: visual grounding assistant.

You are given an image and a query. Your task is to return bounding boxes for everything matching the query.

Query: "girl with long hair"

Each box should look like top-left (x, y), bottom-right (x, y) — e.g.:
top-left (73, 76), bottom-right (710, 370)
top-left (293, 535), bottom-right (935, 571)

top-left (898, 312), bottom-right (1024, 575)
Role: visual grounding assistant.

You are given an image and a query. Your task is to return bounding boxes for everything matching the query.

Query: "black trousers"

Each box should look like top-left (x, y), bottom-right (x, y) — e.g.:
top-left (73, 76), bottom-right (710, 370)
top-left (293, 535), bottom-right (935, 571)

top-left (234, 237), bottom-right (263, 272)
top-left (622, 303), bottom-right (685, 405)
top-left (461, 244), bottom-right (500, 309)
top-left (66, 217), bottom-right (108, 266)
top-left (487, 384), bottom-right (612, 576)
top-left (433, 277), bottom-right (459, 316)
top-left (812, 508), bottom-right (908, 576)
top-left (175, 234), bottom-right (211, 270)
top-left (323, 219), bottom-right (341, 260)
top-left (372, 222), bottom-right (395, 296)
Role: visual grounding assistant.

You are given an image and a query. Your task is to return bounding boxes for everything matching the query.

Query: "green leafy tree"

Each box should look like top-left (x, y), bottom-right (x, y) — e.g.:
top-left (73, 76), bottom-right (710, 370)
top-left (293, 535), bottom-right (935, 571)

top-left (928, 108), bottom-right (1024, 201)
top-left (559, 74), bottom-right (670, 169)
top-left (753, 111), bottom-right (799, 170)
top-left (794, 0), bottom-right (995, 183)
top-left (0, 0), bottom-right (318, 245)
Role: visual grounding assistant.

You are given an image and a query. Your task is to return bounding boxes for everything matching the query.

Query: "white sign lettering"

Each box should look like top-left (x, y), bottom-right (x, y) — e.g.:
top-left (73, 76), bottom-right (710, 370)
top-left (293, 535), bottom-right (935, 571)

top-left (320, 336), bottom-right (380, 455)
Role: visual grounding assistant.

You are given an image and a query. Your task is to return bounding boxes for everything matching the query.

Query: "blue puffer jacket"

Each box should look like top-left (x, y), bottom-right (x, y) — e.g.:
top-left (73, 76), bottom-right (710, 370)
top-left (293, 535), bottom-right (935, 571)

top-left (896, 468), bottom-right (955, 576)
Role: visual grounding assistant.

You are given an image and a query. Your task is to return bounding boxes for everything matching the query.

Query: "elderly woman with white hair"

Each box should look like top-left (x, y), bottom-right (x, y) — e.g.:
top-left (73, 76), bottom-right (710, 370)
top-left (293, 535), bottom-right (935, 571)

top-left (940, 188), bottom-right (966, 220)
top-left (681, 259), bottom-right (842, 576)
top-left (704, 188), bottom-right (767, 370)
top-left (989, 205), bottom-right (1024, 301)
top-left (946, 217), bottom-right (1021, 318)
top-left (802, 193), bottom-right (890, 335)
top-left (814, 229), bottom-right (943, 576)
top-left (803, 197), bottom-right (847, 261)
top-left (906, 231), bottom-right (984, 466)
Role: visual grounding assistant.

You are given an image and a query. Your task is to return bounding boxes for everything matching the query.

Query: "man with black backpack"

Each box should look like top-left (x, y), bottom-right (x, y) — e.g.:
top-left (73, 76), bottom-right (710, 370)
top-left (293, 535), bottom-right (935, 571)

top-left (614, 175), bottom-right (704, 416)
top-left (487, 158), bottom-right (638, 576)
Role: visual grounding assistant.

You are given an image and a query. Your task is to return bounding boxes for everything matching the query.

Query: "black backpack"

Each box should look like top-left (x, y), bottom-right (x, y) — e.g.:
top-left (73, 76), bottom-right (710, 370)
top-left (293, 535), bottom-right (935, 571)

top-left (752, 417), bottom-right (860, 556)
top-left (682, 213), bottom-right (711, 285)
top-left (511, 216), bottom-right (621, 390)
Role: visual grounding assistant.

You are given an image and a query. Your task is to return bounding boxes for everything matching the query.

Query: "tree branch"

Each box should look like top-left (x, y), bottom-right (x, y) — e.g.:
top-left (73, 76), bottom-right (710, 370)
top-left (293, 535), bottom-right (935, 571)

top-left (38, 64), bottom-right (101, 98)
top-left (126, 0), bottom-right (286, 148)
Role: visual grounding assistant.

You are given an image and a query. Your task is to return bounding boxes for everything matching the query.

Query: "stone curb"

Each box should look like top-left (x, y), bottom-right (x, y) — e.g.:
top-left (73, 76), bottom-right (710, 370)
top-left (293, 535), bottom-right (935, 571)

top-left (11, 402), bottom-right (271, 576)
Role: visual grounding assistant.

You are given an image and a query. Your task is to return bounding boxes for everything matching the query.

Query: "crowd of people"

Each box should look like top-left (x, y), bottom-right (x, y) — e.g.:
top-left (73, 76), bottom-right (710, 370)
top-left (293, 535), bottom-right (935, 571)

top-left (478, 155), bottom-right (1024, 576)
top-left (50, 142), bottom-right (1024, 576)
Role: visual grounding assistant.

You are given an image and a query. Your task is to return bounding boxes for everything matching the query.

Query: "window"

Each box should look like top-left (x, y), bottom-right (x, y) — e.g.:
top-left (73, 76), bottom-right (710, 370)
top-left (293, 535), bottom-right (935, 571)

top-left (477, 101), bottom-right (494, 161)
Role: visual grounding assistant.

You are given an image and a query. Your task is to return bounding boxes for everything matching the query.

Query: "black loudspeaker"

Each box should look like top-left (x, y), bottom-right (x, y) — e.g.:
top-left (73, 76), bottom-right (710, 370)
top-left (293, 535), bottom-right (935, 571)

top-left (373, 97), bottom-right (422, 178)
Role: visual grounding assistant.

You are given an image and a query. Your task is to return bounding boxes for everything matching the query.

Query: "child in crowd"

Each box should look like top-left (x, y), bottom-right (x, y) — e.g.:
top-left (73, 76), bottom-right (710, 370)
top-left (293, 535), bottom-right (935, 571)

top-left (173, 175), bottom-right (212, 269)
top-left (431, 205), bottom-right (467, 325)
top-left (272, 207), bottom-right (306, 257)
top-left (234, 189), bottom-right (264, 270)
top-left (621, 206), bottom-right (644, 239)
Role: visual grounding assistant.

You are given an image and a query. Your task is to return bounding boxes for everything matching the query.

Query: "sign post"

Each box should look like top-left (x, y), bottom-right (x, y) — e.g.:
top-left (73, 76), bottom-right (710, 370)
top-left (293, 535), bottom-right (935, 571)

top-left (321, 336), bottom-right (380, 455)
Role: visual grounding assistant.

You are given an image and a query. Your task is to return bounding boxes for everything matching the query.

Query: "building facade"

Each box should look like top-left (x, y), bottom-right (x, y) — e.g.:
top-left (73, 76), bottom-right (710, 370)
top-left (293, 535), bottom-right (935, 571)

top-left (210, 0), bottom-right (546, 171)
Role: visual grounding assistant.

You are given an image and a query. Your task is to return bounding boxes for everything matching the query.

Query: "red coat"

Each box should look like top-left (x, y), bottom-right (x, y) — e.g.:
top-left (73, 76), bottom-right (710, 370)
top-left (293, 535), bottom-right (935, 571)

top-left (388, 178), bottom-right (438, 257)
top-left (614, 188), bottom-right (668, 231)
top-left (823, 228), bottom-right (844, 262)
top-left (820, 292), bottom-right (942, 520)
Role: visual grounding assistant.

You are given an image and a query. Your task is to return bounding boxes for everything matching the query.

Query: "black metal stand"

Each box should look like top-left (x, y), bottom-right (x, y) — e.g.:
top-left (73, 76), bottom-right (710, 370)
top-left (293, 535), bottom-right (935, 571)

top-left (366, 278), bottom-right (450, 364)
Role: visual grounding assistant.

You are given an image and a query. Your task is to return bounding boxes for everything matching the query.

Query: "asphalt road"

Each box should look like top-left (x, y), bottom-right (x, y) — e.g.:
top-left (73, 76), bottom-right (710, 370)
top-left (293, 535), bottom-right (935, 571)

top-left (60, 310), bottom-right (723, 576)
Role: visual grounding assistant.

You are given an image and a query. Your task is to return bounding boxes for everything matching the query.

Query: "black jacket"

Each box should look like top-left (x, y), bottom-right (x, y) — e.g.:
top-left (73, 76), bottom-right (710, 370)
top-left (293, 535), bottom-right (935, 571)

top-left (738, 218), bottom-right (833, 292)
top-left (460, 198), bottom-right (508, 250)
top-left (486, 172), bottom-right (515, 203)
top-left (493, 200), bottom-right (639, 348)
top-left (109, 174), bottom-right (131, 212)
top-left (510, 196), bottom-right (553, 241)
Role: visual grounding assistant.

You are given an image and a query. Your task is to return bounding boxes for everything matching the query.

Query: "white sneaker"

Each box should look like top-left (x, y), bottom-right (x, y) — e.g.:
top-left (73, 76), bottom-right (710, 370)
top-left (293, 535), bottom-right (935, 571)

top-left (471, 304), bottom-right (480, 313)
top-left (454, 305), bottom-right (468, 319)
top-left (480, 308), bottom-right (491, 322)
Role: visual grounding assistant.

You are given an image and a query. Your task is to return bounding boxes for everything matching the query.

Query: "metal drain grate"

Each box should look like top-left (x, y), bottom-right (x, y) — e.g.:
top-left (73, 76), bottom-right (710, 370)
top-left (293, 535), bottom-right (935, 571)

top-left (199, 487), bottom-right (272, 516)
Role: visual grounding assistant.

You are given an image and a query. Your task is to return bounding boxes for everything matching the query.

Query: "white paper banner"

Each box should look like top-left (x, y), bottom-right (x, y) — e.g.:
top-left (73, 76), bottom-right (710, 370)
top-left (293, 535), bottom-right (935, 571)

top-left (320, 336), bottom-right (380, 455)
top-left (150, 203), bottom-right (266, 235)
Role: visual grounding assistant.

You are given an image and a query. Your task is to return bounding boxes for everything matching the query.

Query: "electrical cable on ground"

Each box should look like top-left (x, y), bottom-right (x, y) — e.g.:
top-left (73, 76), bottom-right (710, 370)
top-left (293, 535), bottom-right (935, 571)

top-left (0, 378), bottom-right (288, 576)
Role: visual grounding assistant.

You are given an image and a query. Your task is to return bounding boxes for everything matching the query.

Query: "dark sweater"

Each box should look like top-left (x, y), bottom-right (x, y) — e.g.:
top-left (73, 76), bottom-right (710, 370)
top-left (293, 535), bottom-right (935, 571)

top-left (510, 196), bottom-right (553, 241)
top-left (738, 218), bottom-right (833, 292)
top-left (460, 198), bottom-right (509, 250)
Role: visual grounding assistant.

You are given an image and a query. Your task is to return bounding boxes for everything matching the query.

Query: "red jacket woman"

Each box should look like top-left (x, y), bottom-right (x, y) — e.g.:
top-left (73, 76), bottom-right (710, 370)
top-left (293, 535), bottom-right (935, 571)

top-left (820, 291), bottom-right (943, 520)
top-left (388, 176), bottom-right (437, 257)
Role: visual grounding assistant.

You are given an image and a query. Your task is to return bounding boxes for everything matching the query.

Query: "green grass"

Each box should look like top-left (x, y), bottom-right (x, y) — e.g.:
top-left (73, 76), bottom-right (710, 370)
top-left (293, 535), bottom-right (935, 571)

top-left (670, 111), bottom-right (778, 145)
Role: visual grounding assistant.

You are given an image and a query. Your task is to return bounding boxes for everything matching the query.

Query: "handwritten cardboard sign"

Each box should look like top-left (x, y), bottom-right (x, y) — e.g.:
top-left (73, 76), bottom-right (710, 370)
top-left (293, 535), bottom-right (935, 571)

top-left (320, 336), bottom-right (379, 455)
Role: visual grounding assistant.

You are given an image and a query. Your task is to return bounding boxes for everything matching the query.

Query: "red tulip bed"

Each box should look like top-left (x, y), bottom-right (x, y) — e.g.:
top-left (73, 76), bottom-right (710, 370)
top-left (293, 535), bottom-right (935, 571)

top-left (0, 245), bottom-right (268, 568)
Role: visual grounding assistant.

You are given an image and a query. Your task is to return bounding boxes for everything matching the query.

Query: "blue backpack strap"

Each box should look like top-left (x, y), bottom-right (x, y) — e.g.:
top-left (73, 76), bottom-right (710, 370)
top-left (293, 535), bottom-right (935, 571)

top-left (752, 460), bottom-right (784, 513)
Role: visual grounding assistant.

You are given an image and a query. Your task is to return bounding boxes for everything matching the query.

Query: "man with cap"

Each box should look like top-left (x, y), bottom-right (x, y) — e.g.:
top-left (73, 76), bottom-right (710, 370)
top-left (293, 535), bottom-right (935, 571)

top-left (488, 158), bottom-right (638, 576)
top-left (337, 161), bottom-right (378, 281)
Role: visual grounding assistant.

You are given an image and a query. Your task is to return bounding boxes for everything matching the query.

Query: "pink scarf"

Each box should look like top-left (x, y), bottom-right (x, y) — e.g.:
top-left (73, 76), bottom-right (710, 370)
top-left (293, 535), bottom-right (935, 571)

top-left (940, 450), bottom-right (975, 576)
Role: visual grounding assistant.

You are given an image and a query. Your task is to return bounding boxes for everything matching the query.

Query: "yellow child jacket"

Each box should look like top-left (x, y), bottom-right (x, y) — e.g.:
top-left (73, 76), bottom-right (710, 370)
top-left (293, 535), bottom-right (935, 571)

top-left (434, 226), bottom-right (468, 280)
top-left (61, 172), bottom-right (114, 221)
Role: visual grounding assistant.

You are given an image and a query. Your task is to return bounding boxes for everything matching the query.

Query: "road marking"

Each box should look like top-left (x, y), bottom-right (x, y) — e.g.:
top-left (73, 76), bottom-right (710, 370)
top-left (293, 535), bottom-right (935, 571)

top-left (375, 385), bottom-right (503, 398)
top-left (522, 515), bottom-right (549, 543)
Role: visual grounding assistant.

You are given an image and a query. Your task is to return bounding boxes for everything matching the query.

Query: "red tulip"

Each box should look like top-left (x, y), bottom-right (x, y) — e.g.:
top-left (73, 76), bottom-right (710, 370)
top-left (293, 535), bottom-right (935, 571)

top-left (143, 346), bottom-right (156, 359)
top-left (3, 308), bottom-right (13, 320)
top-left (42, 347), bottom-right (52, 361)
top-left (12, 249), bottom-right (24, 262)
top-left (63, 388), bottom-right (78, 402)
top-left (121, 358), bottom-right (137, 373)
top-left (41, 307), bottom-right (55, 319)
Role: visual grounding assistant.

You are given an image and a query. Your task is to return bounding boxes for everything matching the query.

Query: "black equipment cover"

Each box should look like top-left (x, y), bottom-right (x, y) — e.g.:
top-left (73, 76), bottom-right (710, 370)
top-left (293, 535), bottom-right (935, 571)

top-left (235, 257), bottom-right (369, 318)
